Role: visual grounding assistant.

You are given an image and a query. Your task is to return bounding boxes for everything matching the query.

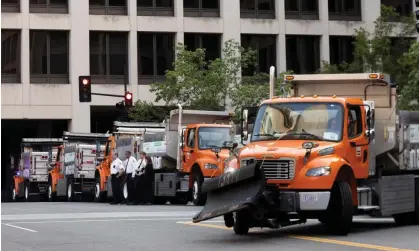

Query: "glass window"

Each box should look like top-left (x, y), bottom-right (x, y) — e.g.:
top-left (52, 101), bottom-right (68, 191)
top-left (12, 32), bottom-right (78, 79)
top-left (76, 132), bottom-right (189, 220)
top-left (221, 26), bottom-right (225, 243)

top-left (198, 127), bottom-right (231, 149)
top-left (252, 102), bottom-right (344, 142)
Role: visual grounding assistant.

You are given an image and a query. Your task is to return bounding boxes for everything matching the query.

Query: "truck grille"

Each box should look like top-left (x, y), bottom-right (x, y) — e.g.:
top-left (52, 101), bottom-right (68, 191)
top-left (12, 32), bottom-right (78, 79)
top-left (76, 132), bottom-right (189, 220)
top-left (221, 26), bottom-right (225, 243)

top-left (257, 159), bottom-right (295, 180)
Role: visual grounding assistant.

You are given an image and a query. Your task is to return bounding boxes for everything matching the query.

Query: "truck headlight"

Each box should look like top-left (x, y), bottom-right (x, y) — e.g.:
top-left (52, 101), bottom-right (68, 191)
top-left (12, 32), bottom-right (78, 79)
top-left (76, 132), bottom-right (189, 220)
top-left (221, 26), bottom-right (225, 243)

top-left (306, 166), bottom-right (331, 177)
top-left (240, 158), bottom-right (255, 168)
top-left (204, 163), bottom-right (218, 169)
top-left (224, 166), bottom-right (235, 174)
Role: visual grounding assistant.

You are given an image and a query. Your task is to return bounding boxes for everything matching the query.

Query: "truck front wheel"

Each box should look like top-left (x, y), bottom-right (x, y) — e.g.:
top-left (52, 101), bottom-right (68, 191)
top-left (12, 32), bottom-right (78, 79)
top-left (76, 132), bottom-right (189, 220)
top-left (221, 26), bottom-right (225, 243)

top-left (233, 210), bottom-right (250, 235)
top-left (320, 181), bottom-right (353, 235)
top-left (94, 177), bottom-right (106, 203)
top-left (192, 173), bottom-right (206, 206)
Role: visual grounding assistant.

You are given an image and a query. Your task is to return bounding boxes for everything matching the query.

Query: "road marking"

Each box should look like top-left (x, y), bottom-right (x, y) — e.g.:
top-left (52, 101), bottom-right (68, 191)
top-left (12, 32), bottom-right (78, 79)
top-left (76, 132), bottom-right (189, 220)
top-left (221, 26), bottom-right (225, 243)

top-left (1, 211), bottom-right (199, 221)
top-left (177, 222), bottom-right (418, 251)
top-left (3, 224), bottom-right (37, 233)
top-left (4, 217), bottom-right (192, 224)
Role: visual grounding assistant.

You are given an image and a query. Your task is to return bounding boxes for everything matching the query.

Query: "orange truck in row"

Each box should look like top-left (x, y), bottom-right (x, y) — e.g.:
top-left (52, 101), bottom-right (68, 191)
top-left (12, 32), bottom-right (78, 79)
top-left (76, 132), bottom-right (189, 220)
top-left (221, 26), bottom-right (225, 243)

top-left (93, 108), bottom-right (240, 205)
top-left (193, 68), bottom-right (419, 235)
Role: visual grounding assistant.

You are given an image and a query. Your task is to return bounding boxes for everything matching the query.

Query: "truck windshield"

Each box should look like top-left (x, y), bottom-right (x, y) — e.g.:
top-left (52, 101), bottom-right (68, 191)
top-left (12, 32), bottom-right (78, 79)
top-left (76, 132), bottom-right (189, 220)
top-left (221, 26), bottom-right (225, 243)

top-left (251, 102), bottom-right (344, 142)
top-left (198, 127), bottom-right (231, 149)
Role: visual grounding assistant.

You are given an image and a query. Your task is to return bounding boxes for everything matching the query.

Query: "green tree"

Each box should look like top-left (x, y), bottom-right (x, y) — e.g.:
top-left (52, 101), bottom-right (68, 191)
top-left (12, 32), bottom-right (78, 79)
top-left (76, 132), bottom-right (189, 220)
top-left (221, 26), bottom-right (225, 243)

top-left (128, 100), bottom-right (166, 122)
top-left (398, 42), bottom-right (419, 110)
top-left (320, 4), bottom-right (416, 91)
top-left (149, 40), bottom-right (256, 111)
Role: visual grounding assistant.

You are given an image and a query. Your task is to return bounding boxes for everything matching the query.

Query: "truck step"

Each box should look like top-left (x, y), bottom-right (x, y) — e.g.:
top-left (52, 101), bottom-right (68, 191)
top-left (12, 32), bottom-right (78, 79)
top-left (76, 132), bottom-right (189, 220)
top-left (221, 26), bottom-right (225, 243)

top-left (357, 186), bottom-right (373, 207)
top-left (357, 205), bottom-right (380, 211)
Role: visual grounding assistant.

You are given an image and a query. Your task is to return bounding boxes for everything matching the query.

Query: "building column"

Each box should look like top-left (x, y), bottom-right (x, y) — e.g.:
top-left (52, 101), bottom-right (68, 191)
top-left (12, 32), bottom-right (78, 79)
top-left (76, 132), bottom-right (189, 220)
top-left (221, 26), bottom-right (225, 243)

top-left (277, 0), bottom-right (287, 73)
top-left (128, 0), bottom-right (139, 101)
top-left (68, 0), bottom-right (90, 132)
top-left (21, 0), bottom-right (30, 105)
top-left (175, 0), bottom-right (184, 45)
top-left (319, 0), bottom-right (330, 64)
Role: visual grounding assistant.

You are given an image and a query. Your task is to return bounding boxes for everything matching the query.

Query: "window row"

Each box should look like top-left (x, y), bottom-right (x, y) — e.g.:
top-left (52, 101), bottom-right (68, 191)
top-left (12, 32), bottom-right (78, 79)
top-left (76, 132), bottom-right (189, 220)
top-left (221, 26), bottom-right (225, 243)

top-left (2, 0), bottom-right (381, 21)
top-left (2, 29), bottom-right (366, 84)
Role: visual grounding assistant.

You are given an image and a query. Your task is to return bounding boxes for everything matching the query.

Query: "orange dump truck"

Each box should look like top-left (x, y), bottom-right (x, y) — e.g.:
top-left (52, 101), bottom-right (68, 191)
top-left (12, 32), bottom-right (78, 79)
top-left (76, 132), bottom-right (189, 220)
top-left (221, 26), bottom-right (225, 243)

top-left (193, 68), bottom-right (419, 235)
top-left (47, 132), bottom-right (110, 201)
top-left (12, 138), bottom-right (63, 201)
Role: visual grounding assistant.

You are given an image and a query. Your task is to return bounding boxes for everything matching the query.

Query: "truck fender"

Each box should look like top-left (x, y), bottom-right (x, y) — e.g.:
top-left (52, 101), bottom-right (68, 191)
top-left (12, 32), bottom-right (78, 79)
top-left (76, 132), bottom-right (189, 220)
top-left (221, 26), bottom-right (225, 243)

top-left (295, 156), bottom-right (357, 205)
top-left (194, 158), bottom-right (222, 178)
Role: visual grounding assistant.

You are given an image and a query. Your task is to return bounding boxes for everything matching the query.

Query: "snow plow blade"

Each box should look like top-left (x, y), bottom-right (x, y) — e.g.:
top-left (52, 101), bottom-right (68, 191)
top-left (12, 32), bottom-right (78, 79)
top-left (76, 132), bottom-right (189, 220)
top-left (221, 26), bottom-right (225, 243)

top-left (192, 163), bottom-right (265, 223)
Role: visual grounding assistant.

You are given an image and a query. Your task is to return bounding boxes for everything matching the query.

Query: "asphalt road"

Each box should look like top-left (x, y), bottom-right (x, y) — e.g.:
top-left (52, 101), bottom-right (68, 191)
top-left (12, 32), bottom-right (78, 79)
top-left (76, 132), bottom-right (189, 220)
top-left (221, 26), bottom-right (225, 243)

top-left (1, 202), bottom-right (418, 251)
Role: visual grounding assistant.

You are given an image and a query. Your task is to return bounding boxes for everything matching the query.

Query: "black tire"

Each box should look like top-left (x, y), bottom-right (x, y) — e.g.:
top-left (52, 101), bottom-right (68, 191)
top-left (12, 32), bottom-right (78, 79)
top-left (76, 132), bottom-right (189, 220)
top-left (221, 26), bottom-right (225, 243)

top-left (47, 181), bottom-right (56, 202)
top-left (233, 210), bottom-right (250, 235)
top-left (67, 180), bottom-right (75, 202)
top-left (192, 172), bottom-right (206, 206)
top-left (12, 187), bottom-right (19, 202)
top-left (321, 181), bottom-right (353, 235)
top-left (23, 182), bottom-right (31, 202)
top-left (154, 197), bottom-right (167, 205)
top-left (393, 213), bottom-right (414, 226)
top-left (94, 177), bottom-right (106, 203)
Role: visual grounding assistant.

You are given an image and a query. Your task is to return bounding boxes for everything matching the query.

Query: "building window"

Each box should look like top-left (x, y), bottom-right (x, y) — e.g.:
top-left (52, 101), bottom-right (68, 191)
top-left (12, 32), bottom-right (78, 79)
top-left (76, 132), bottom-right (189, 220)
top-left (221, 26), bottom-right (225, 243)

top-left (240, 0), bottom-right (275, 19)
top-left (329, 36), bottom-right (355, 66)
top-left (137, 0), bottom-right (174, 16)
top-left (381, 0), bottom-right (413, 21)
top-left (89, 0), bottom-right (127, 15)
top-left (241, 35), bottom-right (276, 76)
top-left (1, 30), bottom-right (20, 83)
top-left (138, 32), bottom-right (175, 85)
top-left (328, 0), bottom-right (362, 21)
top-left (90, 32), bottom-right (128, 84)
top-left (30, 30), bottom-right (69, 84)
top-left (184, 0), bottom-right (219, 17)
top-left (1, 0), bottom-right (20, 12)
top-left (285, 0), bottom-right (319, 20)
top-left (184, 33), bottom-right (221, 62)
top-left (286, 35), bottom-right (320, 74)
top-left (30, 0), bottom-right (68, 14)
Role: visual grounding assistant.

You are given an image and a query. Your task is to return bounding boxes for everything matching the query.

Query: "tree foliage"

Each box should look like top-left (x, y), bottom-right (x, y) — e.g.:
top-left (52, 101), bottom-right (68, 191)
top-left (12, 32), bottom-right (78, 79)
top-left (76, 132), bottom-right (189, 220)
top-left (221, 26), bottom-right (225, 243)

top-left (320, 5), bottom-right (416, 76)
top-left (319, 4), bottom-right (417, 109)
top-left (128, 100), bottom-right (166, 122)
top-left (130, 39), bottom-right (289, 121)
top-left (398, 42), bottom-right (419, 110)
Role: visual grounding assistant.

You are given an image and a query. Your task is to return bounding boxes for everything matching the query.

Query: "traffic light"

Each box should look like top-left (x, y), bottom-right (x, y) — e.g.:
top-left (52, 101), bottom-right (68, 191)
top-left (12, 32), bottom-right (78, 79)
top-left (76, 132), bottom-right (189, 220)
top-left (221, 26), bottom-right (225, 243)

top-left (79, 76), bottom-right (91, 102)
top-left (124, 91), bottom-right (133, 107)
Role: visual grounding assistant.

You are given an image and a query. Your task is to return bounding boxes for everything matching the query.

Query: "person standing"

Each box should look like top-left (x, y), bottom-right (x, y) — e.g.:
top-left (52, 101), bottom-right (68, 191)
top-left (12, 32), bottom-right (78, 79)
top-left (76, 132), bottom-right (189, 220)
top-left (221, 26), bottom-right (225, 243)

top-left (123, 150), bottom-right (137, 204)
top-left (130, 151), bottom-right (147, 205)
top-left (142, 155), bottom-right (155, 205)
top-left (110, 152), bottom-right (124, 205)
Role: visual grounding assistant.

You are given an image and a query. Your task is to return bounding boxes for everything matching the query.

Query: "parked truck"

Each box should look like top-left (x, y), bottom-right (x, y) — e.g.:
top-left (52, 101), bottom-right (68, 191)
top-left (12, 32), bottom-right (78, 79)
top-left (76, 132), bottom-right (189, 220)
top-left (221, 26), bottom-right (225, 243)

top-left (94, 121), bottom-right (166, 202)
top-left (12, 138), bottom-right (62, 201)
top-left (193, 68), bottom-right (419, 235)
top-left (47, 132), bottom-right (109, 201)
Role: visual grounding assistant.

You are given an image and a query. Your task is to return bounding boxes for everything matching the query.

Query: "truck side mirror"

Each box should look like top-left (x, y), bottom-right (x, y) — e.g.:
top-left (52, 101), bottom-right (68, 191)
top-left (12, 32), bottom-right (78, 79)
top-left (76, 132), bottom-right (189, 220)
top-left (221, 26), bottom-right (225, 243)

top-left (242, 109), bottom-right (249, 141)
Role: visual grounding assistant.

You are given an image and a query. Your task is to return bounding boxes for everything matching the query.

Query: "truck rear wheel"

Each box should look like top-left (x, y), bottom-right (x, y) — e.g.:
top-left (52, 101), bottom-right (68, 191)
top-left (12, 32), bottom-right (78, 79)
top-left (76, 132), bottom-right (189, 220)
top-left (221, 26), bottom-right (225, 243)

top-left (192, 173), bottom-right (206, 206)
top-left (24, 183), bottom-right (30, 202)
top-left (321, 181), bottom-right (353, 236)
top-left (12, 187), bottom-right (18, 202)
top-left (67, 181), bottom-right (75, 202)
top-left (233, 210), bottom-right (250, 235)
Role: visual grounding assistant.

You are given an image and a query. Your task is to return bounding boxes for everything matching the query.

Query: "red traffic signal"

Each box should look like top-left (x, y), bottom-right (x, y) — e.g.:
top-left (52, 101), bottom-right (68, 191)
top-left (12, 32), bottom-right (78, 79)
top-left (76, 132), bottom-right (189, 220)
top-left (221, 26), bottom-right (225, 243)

top-left (78, 76), bottom-right (91, 102)
top-left (124, 91), bottom-right (133, 107)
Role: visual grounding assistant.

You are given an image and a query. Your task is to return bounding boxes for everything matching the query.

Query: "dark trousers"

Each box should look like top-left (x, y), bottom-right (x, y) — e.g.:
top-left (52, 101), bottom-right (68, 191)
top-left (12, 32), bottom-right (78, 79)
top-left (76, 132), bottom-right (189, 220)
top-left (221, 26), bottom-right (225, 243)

top-left (134, 174), bottom-right (154, 204)
top-left (111, 174), bottom-right (122, 203)
top-left (133, 175), bottom-right (144, 204)
top-left (125, 174), bottom-right (134, 202)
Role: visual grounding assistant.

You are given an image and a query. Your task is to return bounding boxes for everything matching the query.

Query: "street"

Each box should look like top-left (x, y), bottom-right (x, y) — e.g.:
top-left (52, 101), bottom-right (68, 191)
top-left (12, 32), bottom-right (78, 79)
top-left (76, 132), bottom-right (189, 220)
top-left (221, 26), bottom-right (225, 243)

top-left (1, 202), bottom-right (418, 251)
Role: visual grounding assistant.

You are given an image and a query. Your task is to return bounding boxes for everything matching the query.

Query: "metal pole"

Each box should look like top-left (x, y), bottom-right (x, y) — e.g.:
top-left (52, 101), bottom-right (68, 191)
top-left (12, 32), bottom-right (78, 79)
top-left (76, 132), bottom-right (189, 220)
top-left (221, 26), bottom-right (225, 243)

top-left (124, 64), bottom-right (128, 93)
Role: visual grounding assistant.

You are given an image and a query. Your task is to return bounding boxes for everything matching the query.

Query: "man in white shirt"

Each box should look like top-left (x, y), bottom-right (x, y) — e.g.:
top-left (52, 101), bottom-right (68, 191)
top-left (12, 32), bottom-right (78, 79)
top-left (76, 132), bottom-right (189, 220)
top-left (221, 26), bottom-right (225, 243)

top-left (123, 150), bottom-right (138, 204)
top-left (110, 152), bottom-right (124, 205)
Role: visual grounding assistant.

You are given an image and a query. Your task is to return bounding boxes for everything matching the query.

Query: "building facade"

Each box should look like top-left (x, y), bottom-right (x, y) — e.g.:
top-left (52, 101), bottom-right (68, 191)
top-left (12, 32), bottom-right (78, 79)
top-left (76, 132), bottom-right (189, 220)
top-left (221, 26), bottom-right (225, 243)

top-left (1, 0), bottom-right (418, 133)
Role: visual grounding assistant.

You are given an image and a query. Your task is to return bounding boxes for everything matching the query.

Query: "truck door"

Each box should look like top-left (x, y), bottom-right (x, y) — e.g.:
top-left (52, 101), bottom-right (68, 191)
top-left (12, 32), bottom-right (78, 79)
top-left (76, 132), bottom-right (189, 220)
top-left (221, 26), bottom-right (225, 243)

top-left (346, 105), bottom-right (369, 178)
top-left (183, 128), bottom-right (197, 172)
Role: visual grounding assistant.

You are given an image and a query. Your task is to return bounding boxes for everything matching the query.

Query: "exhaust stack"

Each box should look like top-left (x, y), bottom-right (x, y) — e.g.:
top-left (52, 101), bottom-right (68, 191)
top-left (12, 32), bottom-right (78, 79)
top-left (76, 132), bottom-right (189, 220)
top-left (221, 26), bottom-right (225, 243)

top-left (176, 103), bottom-right (183, 170)
top-left (269, 66), bottom-right (275, 99)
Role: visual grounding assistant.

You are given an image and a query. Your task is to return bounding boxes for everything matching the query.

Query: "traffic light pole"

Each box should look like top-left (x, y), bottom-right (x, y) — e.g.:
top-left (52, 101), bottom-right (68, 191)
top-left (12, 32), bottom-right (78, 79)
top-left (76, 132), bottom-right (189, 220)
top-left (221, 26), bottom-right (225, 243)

top-left (90, 64), bottom-right (129, 98)
top-left (90, 93), bottom-right (124, 98)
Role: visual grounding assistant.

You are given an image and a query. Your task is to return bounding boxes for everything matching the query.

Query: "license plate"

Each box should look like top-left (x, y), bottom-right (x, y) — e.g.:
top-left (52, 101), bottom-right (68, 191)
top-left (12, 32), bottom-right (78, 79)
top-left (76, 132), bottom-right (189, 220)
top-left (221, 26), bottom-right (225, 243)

top-left (302, 194), bottom-right (318, 203)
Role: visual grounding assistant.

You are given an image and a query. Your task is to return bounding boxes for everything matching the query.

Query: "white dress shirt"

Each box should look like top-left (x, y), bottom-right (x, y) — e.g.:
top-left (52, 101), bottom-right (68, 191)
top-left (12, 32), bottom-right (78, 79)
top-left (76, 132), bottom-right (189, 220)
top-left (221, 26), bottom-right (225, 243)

top-left (133, 158), bottom-right (147, 177)
top-left (125, 156), bottom-right (138, 174)
top-left (110, 158), bottom-right (124, 175)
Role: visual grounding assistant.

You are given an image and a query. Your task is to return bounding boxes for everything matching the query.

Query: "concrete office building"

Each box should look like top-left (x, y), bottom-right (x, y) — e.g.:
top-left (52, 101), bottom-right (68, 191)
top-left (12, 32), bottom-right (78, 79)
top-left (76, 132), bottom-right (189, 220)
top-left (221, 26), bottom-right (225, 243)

top-left (1, 0), bottom-right (418, 133)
